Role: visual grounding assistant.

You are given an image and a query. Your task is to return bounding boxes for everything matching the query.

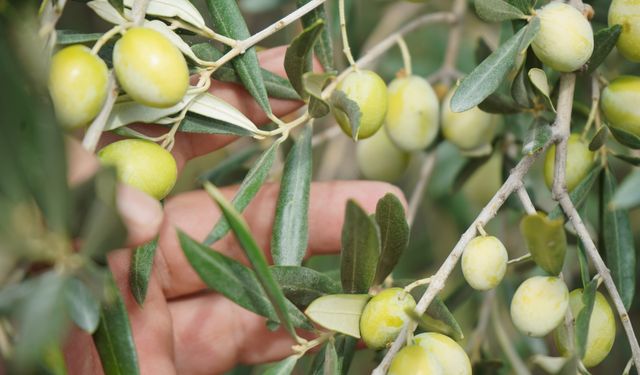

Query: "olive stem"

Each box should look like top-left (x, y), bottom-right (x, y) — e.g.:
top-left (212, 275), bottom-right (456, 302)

top-left (507, 253), bottom-right (531, 265)
top-left (91, 24), bottom-right (129, 55)
top-left (491, 300), bottom-right (532, 375)
top-left (291, 331), bottom-right (334, 355)
top-left (581, 76), bottom-right (601, 141)
top-left (402, 277), bottom-right (432, 293)
top-left (167, 19), bottom-right (237, 47)
top-left (407, 153), bottom-right (437, 227)
top-left (130, 0), bottom-right (151, 26)
top-left (517, 186), bottom-right (537, 215)
top-left (428, 0), bottom-right (466, 86)
top-left (82, 73), bottom-right (118, 152)
top-left (622, 358), bottom-right (634, 375)
top-left (395, 36), bottom-right (412, 76)
top-left (160, 95), bottom-right (200, 151)
top-left (551, 73), bottom-right (577, 200)
top-left (338, 0), bottom-right (357, 67)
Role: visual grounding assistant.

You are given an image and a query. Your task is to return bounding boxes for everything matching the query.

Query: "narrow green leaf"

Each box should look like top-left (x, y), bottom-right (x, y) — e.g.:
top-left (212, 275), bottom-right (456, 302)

top-left (203, 182), bottom-right (299, 338)
top-left (601, 169), bottom-right (636, 309)
top-left (574, 280), bottom-right (597, 358)
top-left (453, 153), bottom-right (493, 192)
top-left (130, 238), bottom-right (157, 306)
top-left (408, 296), bottom-right (464, 341)
top-left (285, 19), bottom-right (325, 98)
top-left (451, 17), bottom-right (540, 112)
top-left (586, 25), bottom-right (622, 74)
top-left (528, 68), bottom-right (555, 111)
top-left (577, 242), bottom-right (590, 288)
top-left (56, 30), bottom-right (103, 45)
top-left (588, 126), bottom-right (608, 151)
top-left (609, 125), bottom-right (640, 149)
top-left (178, 113), bottom-right (255, 137)
top-left (270, 266), bottom-right (342, 308)
top-left (272, 124), bottom-right (313, 266)
top-left (511, 65), bottom-right (533, 108)
top-left (203, 141), bottom-right (280, 246)
top-left (522, 119), bottom-right (552, 155)
top-left (478, 92), bottom-right (523, 114)
top-left (304, 294), bottom-right (370, 338)
top-left (520, 212), bottom-right (567, 275)
top-left (612, 152), bottom-right (640, 166)
top-left (548, 165), bottom-right (603, 220)
top-left (263, 354), bottom-right (300, 375)
top-left (323, 340), bottom-right (339, 375)
top-left (372, 194), bottom-right (409, 285)
top-left (179, 232), bottom-right (310, 328)
top-left (206, 0), bottom-right (272, 114)
top-left (65, 277), bottom-right (100, 333)
top-left (340, 200), bottom-right (380, 293)
top-left (475, 0), bottom-right (526, 22)
top-left (93, 273), bottom-right (140, 375)
top-left (330, 90), bottom-right (361, 141)
top-left (611, 169), bottom-right (640, 210)
top-left (304, 72), bottom-right (335, 118)
top-left (296, 0), bottom-right (334, 71)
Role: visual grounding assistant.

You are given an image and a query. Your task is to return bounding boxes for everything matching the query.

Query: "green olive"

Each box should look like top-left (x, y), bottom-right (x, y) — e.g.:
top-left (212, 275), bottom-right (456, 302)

top-left (532, 2), bottom-right (594, 72)
top-left (113, 27), bottom-right (189, 108)
top-left (48, 45), bottom-right (108, 129)
top-left (356, 127), bottom-right (410, 182)
top-left (442, 88), bottom-right (495, 151)
top-left (385, 75), bottom-right (440, 151)
top-left (388, 345), bottom-right (443, 375)
top-left (98, 139), bottom-right (177, 200)
top-left (609, 0), bottom-right (640, 62)
top-left (544, 134), bottom-right (594, 191)
top-left (554, 289), bottom-right (616, 367)
top-left (359, 288), bottom-right (416, 350)
top-left (510, 276), bottom-right (569, 337)
top-left (414, 332), bottom-right (471, 375)
top-left (333, 70), bottom-right (388, 140)
top-left (461, 236), bottom-right (508, 291)
top-left (601, 75), bottom-right (640, 137)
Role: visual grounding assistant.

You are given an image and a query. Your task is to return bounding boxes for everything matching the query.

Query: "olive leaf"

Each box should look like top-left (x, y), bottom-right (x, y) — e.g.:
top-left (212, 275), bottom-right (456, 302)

top-left (177, 113), bottom-right (256, 137)
top-left (574, 280), bottom-right (597, 358)
top-left (284, 19), bottom-right (325, 98)
top-left (406, 297), bottom-right (464, 341)
top-left (372, 194), bottom-right (409, 286)
top-left (528, 68), bottom-right (555, 111)
top-left (263, 355), bottom-right (301, 375)
top-left (522, 119), bottom-right (552, 155)
top-left (304, 72), bottom-right (335, 118)
top-left (304, 294), bottom-right (370, 338)
top-left (548, 165), bottom-right (602, 220)
top-left (478, 92), bottom-right (523, 114)
top-left (474, 0), bottom-right (527, 22)
top-left (520, 212), bottom-right (567, 275)
top-left (330, 90), bottom-right (361, 141)
top-left (608, 125), bottom-right (640, 149)
top-left (124, 0), bottom-right (206, 29)
top-left (612, 153), bottom-right (640, 166)
top-left (129, 238), bottom-right (157, 306)
top-left (611, 169), bottom-right (640, 210)
top-left (340, 200), bottom-right (380, 293)
top-left (56, 30), bottom-right (103, 45)
top-left (65, 277), bottom-right (101, 334)
top-left (296, 0), bottom-right (334, 71)
top-left (586, 25), bottom-right (622, 74)
top-left (588, 126), bottom-right (608, 151)
top-left (270, 266), bottom-right (342, 308)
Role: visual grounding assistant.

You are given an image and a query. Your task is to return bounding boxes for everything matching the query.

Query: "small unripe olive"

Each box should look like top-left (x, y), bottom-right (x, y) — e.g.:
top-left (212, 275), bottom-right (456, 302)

top-left (114, 27), bottom-right (189, 108)
top-left (414, 332), bottom-right (471, 375)
top-left (385, 75), bottom-right (440, 151)
top-left (359, 288), bottom-right (416, 350)
top-left (601, 75), bottom-right (640, 137)
top-left (442, 89), bottom-right (495, 151)
top-left (461, 236), bottom-right (508, 291)
top-left (356, 127), bottom-right (410, 182)
top-left (388, 345), bottom-right (443, 375)
top-left (554, 289), bottom-right (616, 367)
top-left (532, 2), bottom-right (594, 72)
top-left (510, 276), bottom-right (569, 337)
top-left (609, 0), bottom-right (640, 62)
top-left (333, 70), bottom-right (388, 140)
top-left (98, 139), bottom-right (177, 200)
top-left (48, 45), bottom-right (108, 129)
top-left (543, 134), bottom-right (594, 191)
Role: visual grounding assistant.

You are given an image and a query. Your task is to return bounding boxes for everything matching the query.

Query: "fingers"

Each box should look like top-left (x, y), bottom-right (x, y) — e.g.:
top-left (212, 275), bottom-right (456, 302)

top-left (155, 181), bottom-right (406, 299)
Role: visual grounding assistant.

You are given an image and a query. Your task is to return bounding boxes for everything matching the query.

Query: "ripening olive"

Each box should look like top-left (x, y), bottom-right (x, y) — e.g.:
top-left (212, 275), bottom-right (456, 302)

top-left (601, 75), bottom-right (640, 137)
top-left (48, 45), bottom-right (108, 129)
top-left (385, 75), bottom-right (440, 151)
top-left (333, 70), bottom-right (388, 140)
top-left (510, 276), bottom-right (569, 337)
top-left (388, 345), bottom-right (443, 375)
top-left (543, 134), bottom-right (594, 191)
top-left (98, 139), bottom-right (177, 200)
top-left (532, 2), bottom-right (594, 72)
top-left (414, 332), bottom-right (471, 375)
top-left (356, 127), bottom-right (410, 182)
top-left (359, 288), bottom-right (416, 350)
top-left (554, 289), bottom-right (616, 367)
top-left (609, 0), bottom-right (640, 62)
top-left (113, 27), bottom-right (189, 108)
top-left (461, 236), bottom-right (508, 291)
top-left (442, 89), bottom-right (495, 151)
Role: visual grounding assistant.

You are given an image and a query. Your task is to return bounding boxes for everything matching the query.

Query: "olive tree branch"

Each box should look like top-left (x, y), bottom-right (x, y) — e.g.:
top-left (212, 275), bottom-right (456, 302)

top-left (407, 153), bottom-right (437, 227)
top-left (517, 185), bottom-right (537, 215)
top-left (428, 0), bottom-right (466, 85)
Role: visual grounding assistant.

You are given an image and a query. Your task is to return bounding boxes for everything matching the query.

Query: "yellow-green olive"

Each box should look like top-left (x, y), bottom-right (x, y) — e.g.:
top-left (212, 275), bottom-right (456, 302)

top-left (544, 134), bottom-right (594, 191)
top-left (356, 127), bottom-right (410, 182)
top-left (442, 88), bottom-right (495, 151)
top-left (98, 139), bottom-right (177, 200)
top-left (48, 45), bottom-right (108, 129)
top-left (609, 0), bottom-right (640, 62)
top-left (359, 288), bottom-right (416, 350)
top-left (510, 276), bottom-right (569, 337)
top-left (461, 236), bottom-right (508, 291)
top-left (113, 27), bottom-right (189, 108)
top-left (532, 2), bottom-right (594, 72)
top-left (414, 332), bottom-right (471, 375)
top-left (388, 345), bottom-right (443, 375)
top-left (601, 75), bottom-right (640, 137)
top-left (554, 290), bottom-right (616, 367)
top-left (333, 70), bottom-right (388, 140)
top-left (385, 75), bottom-right (440, 151)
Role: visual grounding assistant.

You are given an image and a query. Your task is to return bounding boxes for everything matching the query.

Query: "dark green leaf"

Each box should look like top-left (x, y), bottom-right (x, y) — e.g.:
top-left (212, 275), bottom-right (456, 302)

top-left (93, 272), bottom-right (140, 375)
top-left (179, 232), bottom-right (311, 328)
top-left (263, 355), bottom-right (300, 375)
top-left (612, 152), bottom-right (640, 166)
top-left (586, 25), bottom-right (622, 74)
top-left (272, 124), bottom-right (313, 266)
top-left (203, 182), bottom-right (300, 338)
top-left (285, 19), bottom-right (325, 98)
top-left (611, 169), bottom-right (640, 210)
top-left (109, 0), bottom-right (124, 14)
top-left (548, 165), bottom-right (603, 220)
top-left (372, 194), bottom-right (408, 285)
top-left (330, 90), bottom-right (361, 141)
top-left (56, 30), bottom-right (103, 45)
top-left (206, 0), bottom-right (272, 114)
top-left (451, 17), bottom-right (540, 112)
top-left (475, 0), bottom-right (526, 22)
top-left (475, 37), bottom-right (493, 65)
top-left (130, 238), bottom-right (157, 306)
top-left (199, 144), bottom-right (261, 184)
top-left (453, 153), bottom-right (493, 192)
top-left (601, 169), bottom-right (636, 309)
top-left (296, 0), bottom-right (334, 71)
top-left (340, 200), bottom-right (380, 293)
top-left (407, 297), bottom-right (464, 341)
top-left (511, 65), bottom-right (533, 108)
top-left (577, 242), bottom-right (590, 288)
top-left (304, 294), bottom-right (370, 337)
top-left (588, 126), bottom-right (608, 151)
top-left (304, 72), bottom-right (335, 118)
top-left (203, 141), bottom-right (279, 246)
top-left (336, 336), bottom-right (357, 375)
top-left (270, 266), bottom-right (342, 308)
top-left (575, 280), bottom-right (597, 358)
top-left (520, 212), bottom-right (567, 275)
top-left (609, 125), bottom-right (640, 149)
top-left (65, 277), bottom-right (100, 333)
top-left (178, 112), bottom-right (255, 137)
top-left (478, 92), bottom-right (522, 114)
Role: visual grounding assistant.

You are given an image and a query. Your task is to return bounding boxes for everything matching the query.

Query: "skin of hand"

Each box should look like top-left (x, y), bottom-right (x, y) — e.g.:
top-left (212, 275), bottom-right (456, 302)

top-left (64, 46), bottom-right (407, 375)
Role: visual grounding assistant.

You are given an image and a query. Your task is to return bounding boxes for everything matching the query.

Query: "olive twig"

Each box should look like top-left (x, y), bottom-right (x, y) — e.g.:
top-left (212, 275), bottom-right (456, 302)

top-left (517, 185), bottom-right (537, 215)
top-left (507, 253), bottom-right (532, 265)
top-left (427, 0), bottom-right (466, 86)
top-left (395, 36), bottom-right (412, 76)
top-left (407, 153), bottom-right (437, 227)
top-left (167, 19), bottom-right (237, 47)
top-left (91, 24), bottom-right (129, 55)
top-left (160, 96), bottom-right (200, 151)
top-left (622, 358), bottom-right (634, 375)
top-left (338, 0), bottom-right (357, 67)
top-left (402, 277), bottom-right (431, 293)
top-left (82, 73), bottom-right (119, 152)
top-left (291, 331), bottom-right (334, 355)
top-left (581, 76), bottom-right (601, 141)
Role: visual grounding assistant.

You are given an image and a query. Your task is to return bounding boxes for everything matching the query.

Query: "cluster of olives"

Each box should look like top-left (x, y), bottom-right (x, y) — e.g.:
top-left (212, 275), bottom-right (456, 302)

top-left (49, 27), bottom-right (187, 199)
